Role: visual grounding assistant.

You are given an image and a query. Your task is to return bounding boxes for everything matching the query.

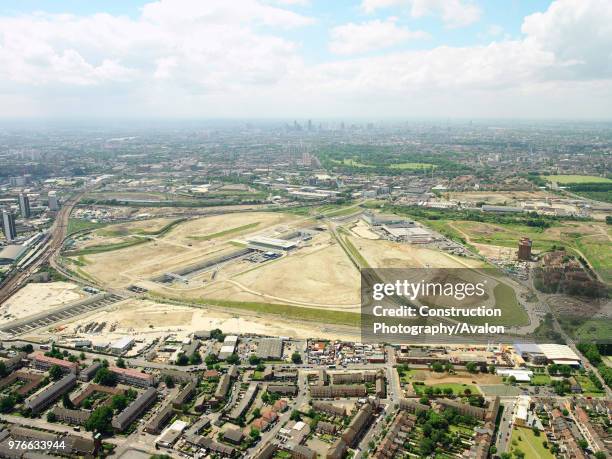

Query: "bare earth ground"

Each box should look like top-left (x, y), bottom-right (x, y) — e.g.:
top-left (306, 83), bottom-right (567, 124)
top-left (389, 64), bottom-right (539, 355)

top-left (0, 282), bottom-right (86, 324)
top-left (350, 220), bottom-right (380, 239)
top-left (75, 212), bottom-right (299, 287)
top-left (349, 236), bottom-right (484, 269)
top-left (164, 232), bottom-right (361, 309)
top-left (40, 299), bottom-right (360, 342)
top-left (410, 370), bottom-right (502, 385)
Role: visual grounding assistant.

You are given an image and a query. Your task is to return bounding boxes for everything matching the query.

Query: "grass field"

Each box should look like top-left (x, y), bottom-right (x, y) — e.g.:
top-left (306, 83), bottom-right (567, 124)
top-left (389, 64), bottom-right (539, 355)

top-left (413, 382), bottom-right (479, 396)
top-left (434, 219), bottom-right (611, 281)
top-left (331, 158), bottom-right (374, 168)
top-left (575, 374), bottom-right (605, 395)
top-left (542, 175), bottom-right (612, 184)
top-left (389, 162), bottom-right (437, 170)
top-left (67, 218), bottom-right (108, 235)
top-left (67, 219), bottom-right (185, 256)
top-left (509, 427), bottom-right (554, 459)
top-left (150, 295), bottom-right (361, 327)
top-left (570, 319), bottom-right (612, 342)
top-left (531, 374), bottom-right (551, 386)
top-left (491, 281), bottom-right (530, 326)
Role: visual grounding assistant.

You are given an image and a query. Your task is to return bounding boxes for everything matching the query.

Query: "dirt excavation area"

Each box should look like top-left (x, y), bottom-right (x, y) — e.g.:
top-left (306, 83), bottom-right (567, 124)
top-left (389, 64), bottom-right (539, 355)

top-left (42, 298), bottom-right (360, 342)
top-left (73, 212), bottom-right (300, 287)
top-left (350, 236), bottom-right (484, 269)
top-left (158, 231), bottom-right (361, 310)
top-left (0, 282), bottom-right (86, 324)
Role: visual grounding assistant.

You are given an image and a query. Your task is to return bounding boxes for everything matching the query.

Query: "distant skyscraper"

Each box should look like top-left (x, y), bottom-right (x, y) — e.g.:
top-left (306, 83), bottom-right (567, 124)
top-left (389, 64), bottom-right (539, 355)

top-left (307, 119), bottom-right (313, 131)
top-left (48, 191), bottom-right (59, 211)
top-left (19, 193), bottom-right (31, 218)
top-left (2, 210), bottom-right (17, 242)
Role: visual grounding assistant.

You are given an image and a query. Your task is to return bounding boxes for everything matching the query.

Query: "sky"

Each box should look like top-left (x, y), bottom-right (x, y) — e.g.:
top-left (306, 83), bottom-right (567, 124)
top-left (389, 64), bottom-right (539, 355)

top-left (0, 0), bottom-right (611, 120)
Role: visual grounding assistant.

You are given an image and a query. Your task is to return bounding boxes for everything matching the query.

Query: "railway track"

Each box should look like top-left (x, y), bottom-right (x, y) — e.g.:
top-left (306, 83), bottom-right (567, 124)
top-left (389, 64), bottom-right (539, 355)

top-left (0, 187), bottom-right (93, 305)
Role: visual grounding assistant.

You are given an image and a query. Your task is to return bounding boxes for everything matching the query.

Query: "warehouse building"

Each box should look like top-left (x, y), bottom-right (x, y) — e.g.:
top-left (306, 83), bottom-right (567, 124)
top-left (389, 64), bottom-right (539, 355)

top-left (218, 335), bottom-right (238, 360)
top-left (247, 236), bottom-right (297, 252)
top-left (109, 336), bottom-right (135, 354)
top-left (0, 244), bottom-right (27, 265)
top-left (256, 338), bottom-right (284, 360)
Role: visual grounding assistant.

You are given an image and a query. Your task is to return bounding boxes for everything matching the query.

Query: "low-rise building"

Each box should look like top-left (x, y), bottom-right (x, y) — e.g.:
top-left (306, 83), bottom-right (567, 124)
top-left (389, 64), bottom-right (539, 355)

top-left (109, 366), bottom-right (155, 387)
top-left (112, 387), bottom-right (157, 431)
top-left (25, 374), bottom-right (77, 414)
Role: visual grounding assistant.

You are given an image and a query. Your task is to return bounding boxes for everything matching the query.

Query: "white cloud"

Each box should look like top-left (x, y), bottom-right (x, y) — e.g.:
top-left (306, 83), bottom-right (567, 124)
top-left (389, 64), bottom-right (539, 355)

top-left (329, 18), bottom-right (428, 55)
top-left (361, 0), bottom-right (481, 28)
top-left (0, 0), bottom-right (611, 118)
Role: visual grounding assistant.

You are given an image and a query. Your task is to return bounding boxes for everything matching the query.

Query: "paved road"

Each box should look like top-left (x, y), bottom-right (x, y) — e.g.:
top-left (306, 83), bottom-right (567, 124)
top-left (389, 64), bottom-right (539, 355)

top-left (495, 398), bottom-right (516, 454)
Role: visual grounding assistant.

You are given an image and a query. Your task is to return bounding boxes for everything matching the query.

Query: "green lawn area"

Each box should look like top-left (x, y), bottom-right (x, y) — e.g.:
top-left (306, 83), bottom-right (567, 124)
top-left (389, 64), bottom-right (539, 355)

top-left (509, 426), bottom-right (554, 459)
top-left (491, 281), bottom-right (530, 326)
top-left (541, 175), bottom-right (612, 184)
top-left (323, 206), bottom-right (361, 218)
top-left (572, 319), bottom-right (612, 342)
top-left (150, 294), bottom-right (361, 327)
top-left (331, 158), bottom-right (374, 168)
top-left (67, 237), bottom-right (149, 255)
top-left (531, 374), bottom-right (551, 386)
top-left (445, 220), bottom-right (611, 281)
top-left (413, 382), bottom-right (480, 396)
top-left (396, 369), bottom-right (420, 383)
top-left (187, 222), bottom-right (260, 241)
top-left (67, 218), bottom-right (108, 235)
top-left (389, 162), bottom-right (437, 170)
top-left (575, 375), bottom-right (605, 395)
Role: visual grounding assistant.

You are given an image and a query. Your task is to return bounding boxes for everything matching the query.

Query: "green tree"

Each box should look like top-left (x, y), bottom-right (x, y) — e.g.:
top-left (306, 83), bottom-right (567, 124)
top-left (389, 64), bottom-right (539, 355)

top-left (176, 354), bottom-right (189, 366)
top-left (466, 362), bottom-right (478, 373)
top-left (0, 395), bottom-right (16, 413)
top-left (111, 394), bottom-right (128, 412)
top-left (47, 411), bottom-right (57, 422)
top-left (0, 362), bottom-right (7, 378)
top-left (116, 357), bottom-right (126, 368)
top-left (49, 365), bottom-right (63, 381)
top-left (291, 352), bottom-right (302, 364)
top-left (62, 393), bottom-right (74, 409)
top-left (85, 406), bottom-right (114, 436)
top-left (94, 367), bottom-right (117, 386)
top-left (290, 410), bottom-right (301, 421)
top-left (189, 352), bottom-right (202, 365)
top-left (249, 355), bottom-right (261, 365)
top-left (205, 353), bottom-right (218, 367)
top-left (164, 375), bottom-right (175, 388)
top-left (226, 353), bottom-right (240, 365)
